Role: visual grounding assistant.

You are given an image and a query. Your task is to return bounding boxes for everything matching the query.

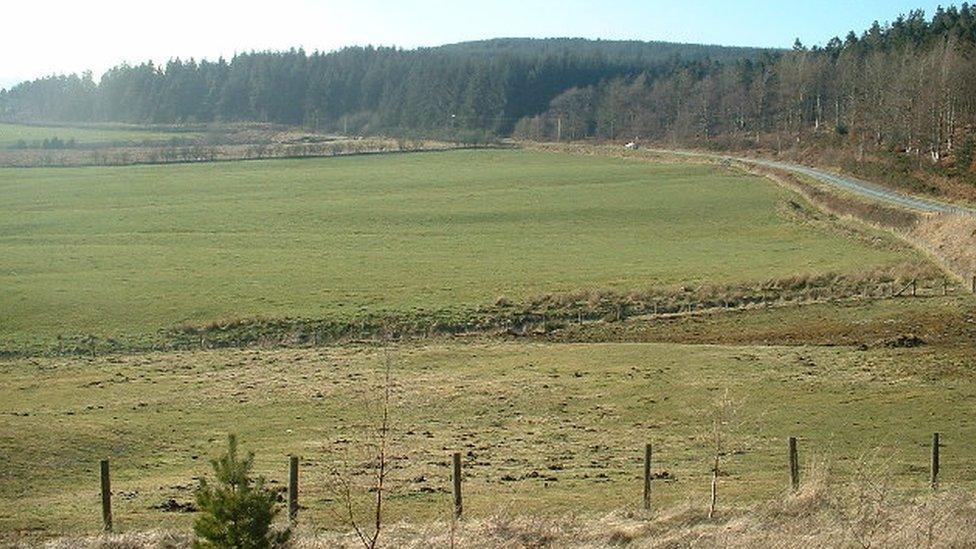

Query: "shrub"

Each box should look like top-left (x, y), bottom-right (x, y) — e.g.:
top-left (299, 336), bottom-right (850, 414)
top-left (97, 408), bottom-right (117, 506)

top-left (193, 435), bottom-right (290, 549)
top-left (453, 129), bottom-right (495, 146)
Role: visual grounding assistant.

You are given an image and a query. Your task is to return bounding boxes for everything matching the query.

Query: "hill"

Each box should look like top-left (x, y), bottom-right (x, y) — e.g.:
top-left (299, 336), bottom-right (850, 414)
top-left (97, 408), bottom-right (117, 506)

top-left (5, 8), bottom-right (974, 197)
top-left (433, 37), bottom-right (768, 62)
top-left (0, 38), bottom-right (768, 132)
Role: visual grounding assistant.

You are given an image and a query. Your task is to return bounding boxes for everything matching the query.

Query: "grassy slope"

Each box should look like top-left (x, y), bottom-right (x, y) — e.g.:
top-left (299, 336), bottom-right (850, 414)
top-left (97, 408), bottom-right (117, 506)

top-left (0, 123), bottom-right (192, 148)
top-left (549, 295), bottom-right (976, 347)
top-left (0, 149), bottom-right (916, 347)
top-left (1, 333), bottom-right (973, 538)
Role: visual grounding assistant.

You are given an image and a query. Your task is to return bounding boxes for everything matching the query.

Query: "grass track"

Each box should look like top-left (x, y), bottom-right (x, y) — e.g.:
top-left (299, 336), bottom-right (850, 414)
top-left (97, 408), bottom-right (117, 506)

top-left (0, 149), bottom-right (917, 347)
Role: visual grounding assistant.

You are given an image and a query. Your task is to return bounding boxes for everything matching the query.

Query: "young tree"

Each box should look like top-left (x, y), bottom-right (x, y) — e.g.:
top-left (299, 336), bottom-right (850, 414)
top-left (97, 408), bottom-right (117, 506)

top-left (194, 435), bottom-right (291, 549)
top-left (326, 352), bottom-right (396, 549)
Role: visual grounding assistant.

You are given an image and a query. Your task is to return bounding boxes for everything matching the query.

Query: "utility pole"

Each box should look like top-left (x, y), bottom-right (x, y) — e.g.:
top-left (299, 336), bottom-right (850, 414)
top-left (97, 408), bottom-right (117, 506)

top-left (557, 116), bottom-right (562, 142)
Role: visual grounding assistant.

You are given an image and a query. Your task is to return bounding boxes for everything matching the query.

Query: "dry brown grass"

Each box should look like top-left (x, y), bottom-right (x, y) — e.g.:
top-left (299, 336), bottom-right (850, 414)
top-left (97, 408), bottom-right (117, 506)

top-left (31, 480), bottom-right (976, 548)
top-left (741, 164), bottom-right (921, 232)
top-left (513, 263), bottom-right (940, 330)
top-left (908, 213), bottom-right (976, 284)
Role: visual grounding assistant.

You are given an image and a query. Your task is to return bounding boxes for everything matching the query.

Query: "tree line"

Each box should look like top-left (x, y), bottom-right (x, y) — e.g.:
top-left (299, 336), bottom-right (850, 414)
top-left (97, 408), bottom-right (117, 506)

top-left (1, 7), bottom-right (974, 178)
top-left (0, 38), bottom-right (764, 134)
top-left (517, 6), bottom-right (976, 177)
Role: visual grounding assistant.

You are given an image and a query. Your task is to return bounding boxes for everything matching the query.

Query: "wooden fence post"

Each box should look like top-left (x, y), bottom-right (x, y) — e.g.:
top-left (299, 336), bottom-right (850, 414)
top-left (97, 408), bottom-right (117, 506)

top-left (708, 455), bottom-right (718, 519)
top-left (911, 279), bottom-right (917, 297)
top-left (788, 437), bottom-right (799, 492)
top-left (289, 455), bottom-right (299, 523)
top-left (643, 443), bottom-right (652, 510)
top-left (931, 433), bottom-right (940, 490)
top-left (943, 278), bottom-right (948, 296)
top-left (452, 452), bottom-right (463, 519)
top-left (100, 459), bottom-right (112, 532)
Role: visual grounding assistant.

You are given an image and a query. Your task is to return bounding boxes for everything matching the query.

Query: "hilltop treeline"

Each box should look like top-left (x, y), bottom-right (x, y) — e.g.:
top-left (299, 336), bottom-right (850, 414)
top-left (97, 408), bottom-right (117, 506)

top-left (2, 7), bottom-right (975, 179)
top-left (0, 39), bottom-right (764, 134)
top-left (519, 7), bottom-right (976, 176)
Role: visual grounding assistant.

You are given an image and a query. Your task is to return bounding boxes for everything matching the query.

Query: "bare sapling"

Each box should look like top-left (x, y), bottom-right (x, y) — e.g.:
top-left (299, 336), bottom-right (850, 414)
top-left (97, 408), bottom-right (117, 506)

top-left (326, 351), bottom-right (396, 549)
top-left (699, 389), bottom-right (744, 520)
top-left (835, 452), bottom-right (897, 549)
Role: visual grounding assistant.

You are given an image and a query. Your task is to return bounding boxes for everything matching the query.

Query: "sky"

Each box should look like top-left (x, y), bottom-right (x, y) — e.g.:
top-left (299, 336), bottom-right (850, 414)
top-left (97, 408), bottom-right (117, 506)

top-left (0, 0), bottom-right (956, 89)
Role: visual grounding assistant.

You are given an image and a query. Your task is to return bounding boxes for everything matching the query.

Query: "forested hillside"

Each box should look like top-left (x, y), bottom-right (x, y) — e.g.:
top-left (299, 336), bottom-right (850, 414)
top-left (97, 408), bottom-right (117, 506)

top-left (520, 7), bottom-right (976, 184)
top-left (0, 38), bottom-right (764, 134)
top-left (1, 7), bottom-right (974, 185)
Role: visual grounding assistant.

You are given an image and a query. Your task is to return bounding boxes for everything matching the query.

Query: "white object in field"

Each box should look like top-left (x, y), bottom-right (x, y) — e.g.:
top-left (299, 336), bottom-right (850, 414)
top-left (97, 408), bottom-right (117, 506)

top-left (625, 142), bottom-right (639, 150)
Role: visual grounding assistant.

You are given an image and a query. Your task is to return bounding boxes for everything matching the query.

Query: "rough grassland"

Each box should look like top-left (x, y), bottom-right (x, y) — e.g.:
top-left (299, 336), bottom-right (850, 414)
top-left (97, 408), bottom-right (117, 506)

top-left (0, 149), bottom-right (918, 348)
top-left (0, 123), bottom-right (193, 148)
top-left (1, 335), bottom-right (974, 540)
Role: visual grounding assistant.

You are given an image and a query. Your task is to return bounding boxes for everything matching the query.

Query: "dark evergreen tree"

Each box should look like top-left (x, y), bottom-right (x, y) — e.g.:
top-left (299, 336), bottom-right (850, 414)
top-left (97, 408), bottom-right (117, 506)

top-left (0, 38), bottom-right (767, 130)
top-left (3, 4), bottom-right (974, 172)
top-left (193, 435), bottom-right (290, 549)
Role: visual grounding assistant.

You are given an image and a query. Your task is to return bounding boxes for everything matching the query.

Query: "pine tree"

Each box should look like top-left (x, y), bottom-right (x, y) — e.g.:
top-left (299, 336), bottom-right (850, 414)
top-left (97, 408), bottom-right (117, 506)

top-left (193, 435), bottom-right (290, 549)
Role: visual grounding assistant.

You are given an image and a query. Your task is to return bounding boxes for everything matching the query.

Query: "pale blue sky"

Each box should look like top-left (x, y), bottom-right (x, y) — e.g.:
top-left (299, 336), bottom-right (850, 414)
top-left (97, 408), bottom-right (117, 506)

top-left (0, 0), bottom-right (957, 89)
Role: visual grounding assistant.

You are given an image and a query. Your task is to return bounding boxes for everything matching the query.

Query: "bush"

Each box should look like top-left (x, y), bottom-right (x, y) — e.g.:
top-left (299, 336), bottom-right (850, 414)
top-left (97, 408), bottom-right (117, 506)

top-left (193, 435), bottom-right (290, 549)
top-left (453, 128), bottom-right (495, 146)
top-left (41, 137), bottom-right (67, 149)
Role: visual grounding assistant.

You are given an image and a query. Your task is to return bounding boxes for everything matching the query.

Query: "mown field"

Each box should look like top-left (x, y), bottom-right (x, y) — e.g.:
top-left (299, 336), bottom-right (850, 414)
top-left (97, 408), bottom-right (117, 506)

top-left (0, 149), bottom-right (920, 350)
top-left (0, 123), bottom-right (194, 148)
top-left (1, 300), bottom-right (974, 539)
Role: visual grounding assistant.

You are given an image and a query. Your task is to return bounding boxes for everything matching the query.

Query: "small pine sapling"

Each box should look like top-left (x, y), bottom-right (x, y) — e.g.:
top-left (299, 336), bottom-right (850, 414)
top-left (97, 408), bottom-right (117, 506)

top-left (194, 434), bottom-right (291, 549)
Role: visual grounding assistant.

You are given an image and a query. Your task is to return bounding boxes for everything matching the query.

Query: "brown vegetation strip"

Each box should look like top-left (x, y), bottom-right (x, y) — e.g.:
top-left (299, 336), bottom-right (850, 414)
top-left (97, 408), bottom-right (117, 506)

top-left (36, 486), bottom-right (976, 548)
top-left (15, 268), bottom-right (948, 358)
top-left (546, 295), bottom-right (976, 349)
top-left (0, 138), bottom-right (485, 168)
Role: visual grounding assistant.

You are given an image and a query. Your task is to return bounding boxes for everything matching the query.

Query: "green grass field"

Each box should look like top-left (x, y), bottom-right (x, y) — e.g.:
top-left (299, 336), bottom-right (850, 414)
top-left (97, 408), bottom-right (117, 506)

top-left (0, 123), bottom-right (194, 148)
top-left (1, 148), bottom-right (972, 542)
top-left (0, 149), bottom-right (918, 348)
top-left (1, 334), bottom-right (973, 538)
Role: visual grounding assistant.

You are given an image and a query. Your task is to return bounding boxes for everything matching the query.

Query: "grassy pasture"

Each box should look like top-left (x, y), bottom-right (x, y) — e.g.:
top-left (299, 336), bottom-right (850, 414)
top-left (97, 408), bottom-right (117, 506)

top-left (1, 335), bottom-right (973, 539)
top-left (0, 149), bottom-right (918, 348)
top-left (0, 123), bottom-right (194, 148)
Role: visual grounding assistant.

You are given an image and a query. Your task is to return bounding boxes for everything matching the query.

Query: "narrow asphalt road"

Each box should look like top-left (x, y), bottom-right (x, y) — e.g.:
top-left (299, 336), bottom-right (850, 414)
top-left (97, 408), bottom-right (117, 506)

top-left (652, 148), bottom-right (976, 216)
